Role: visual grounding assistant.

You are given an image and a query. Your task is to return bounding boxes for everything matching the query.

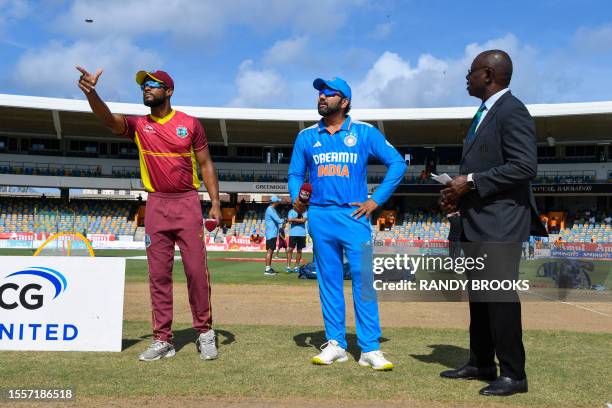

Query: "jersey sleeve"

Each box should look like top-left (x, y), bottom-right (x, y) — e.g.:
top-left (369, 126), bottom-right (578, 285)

top-left (121, 116), bottom-right (139, 140)
top-left (288, 209), bottom-right (297, 219)
top-left (192, 118), bottom-right (208, 151)
top-left (288, 132), bottom-right (307, 202)
top-left (367, 127), bottom-right (407, 205)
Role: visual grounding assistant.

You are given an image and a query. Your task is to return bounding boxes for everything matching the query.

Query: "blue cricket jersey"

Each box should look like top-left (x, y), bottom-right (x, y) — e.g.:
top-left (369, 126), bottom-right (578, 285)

top-left (287, 209), bottom-right (307, 236)
top-left (265, 205), bottom-right (283, 240)
top-left (288, 116), bottom-right (406, 206)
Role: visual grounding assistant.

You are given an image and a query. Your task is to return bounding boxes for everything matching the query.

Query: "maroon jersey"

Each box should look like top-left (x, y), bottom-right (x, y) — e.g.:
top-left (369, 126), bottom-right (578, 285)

top-left (123, 110), bottom-right (207, 192)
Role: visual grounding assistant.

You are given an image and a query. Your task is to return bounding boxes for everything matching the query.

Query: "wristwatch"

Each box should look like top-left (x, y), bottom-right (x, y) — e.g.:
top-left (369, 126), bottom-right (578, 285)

top-left (467, 173), bottom-right (476, 190)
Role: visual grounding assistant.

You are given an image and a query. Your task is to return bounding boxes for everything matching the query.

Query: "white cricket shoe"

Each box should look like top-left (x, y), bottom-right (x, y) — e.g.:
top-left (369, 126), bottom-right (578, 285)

top-left (359, 350), bottom-right (394, 371)
top-left (311, 340), bottom-right (349, 365)
top-left (139, 340), bottom-right (176, 361)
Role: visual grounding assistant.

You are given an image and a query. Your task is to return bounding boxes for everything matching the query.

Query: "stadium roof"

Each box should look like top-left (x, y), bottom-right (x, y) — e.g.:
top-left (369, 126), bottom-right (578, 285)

top-left (1, 93), bottom-right (611, 146)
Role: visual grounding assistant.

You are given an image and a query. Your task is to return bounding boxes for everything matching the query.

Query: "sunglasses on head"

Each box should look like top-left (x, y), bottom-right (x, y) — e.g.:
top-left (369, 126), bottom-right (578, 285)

top-left (318, 88), bottom-right (344, 98)
top-left (140, 80), bottom-right (167, 90)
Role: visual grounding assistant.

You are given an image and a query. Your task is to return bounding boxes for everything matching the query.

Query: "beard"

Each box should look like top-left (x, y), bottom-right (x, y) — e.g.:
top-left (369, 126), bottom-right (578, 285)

top-left (318, 100), bottom-right (341, 117)
top-left (143, 94), bottom-right (166, 108)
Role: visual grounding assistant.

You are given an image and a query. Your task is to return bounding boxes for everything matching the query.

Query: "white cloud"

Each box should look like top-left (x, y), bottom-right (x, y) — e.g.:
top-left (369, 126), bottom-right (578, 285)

top-left (353, 34), bottom-right (552, 108)
top-left (228, 60), bottom-right (289, 107)
top-left (55, 0), bottom-right (364, 42)
top-left (13, 38), bottom-right (162, 101)
top-left (572, 23), bottom-right (612, 54)
top-left (367, 22), bottom-right (394, 39)
top-left (263, 36), bottom-right (309, 66)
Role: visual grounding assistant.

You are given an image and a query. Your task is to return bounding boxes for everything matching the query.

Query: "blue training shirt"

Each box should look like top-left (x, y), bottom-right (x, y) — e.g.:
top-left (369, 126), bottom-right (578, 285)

top-left (287, 209), bottom-right (307, 237)
top-left (288, 116), bottom-right (406, 206)
top-left (265, 205), bottom-right (283, 240)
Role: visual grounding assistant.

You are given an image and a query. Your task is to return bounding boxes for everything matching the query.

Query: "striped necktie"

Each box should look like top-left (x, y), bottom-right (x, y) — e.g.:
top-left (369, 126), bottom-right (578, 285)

top-left (465, 103), bottom-right (486, 145)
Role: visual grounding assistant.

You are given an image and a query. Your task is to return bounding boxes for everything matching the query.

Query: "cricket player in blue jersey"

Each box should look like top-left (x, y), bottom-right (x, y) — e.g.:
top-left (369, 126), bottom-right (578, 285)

top-left (264, 196), bottom-right (283, 275)
top-left (288, 77), bottom-right (406, 370)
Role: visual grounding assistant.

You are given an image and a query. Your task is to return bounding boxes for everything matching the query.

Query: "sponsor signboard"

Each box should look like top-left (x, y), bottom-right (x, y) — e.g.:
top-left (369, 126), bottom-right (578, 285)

top-left (0, 257), bottom-right (125, 352)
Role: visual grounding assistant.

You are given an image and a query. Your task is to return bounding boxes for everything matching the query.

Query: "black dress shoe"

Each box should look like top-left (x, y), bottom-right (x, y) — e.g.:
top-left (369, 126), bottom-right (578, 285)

top-left (440, 364), bottom-right (497, 381)
top-left (479, 376), bottom-right (528, 396)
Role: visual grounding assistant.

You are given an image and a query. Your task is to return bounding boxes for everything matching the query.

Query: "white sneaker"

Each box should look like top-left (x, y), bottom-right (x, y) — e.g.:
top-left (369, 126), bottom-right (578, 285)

top-left (359, 350), bottom-right (394, 371)
top-left (311, 340), bottom-right (349, 365)
top-left (196, 329), bottom-right (219, 360)
top-left (139, 340), bottom-right (176, 361)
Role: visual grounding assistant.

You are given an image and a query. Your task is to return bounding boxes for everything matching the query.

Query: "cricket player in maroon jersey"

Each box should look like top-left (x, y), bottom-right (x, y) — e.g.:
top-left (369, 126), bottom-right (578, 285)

top-left (76, 66), bottom-right (222, 361)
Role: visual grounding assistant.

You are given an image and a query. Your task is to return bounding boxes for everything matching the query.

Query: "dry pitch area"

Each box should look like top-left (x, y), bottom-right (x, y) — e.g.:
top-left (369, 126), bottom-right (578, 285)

top-left (1, 250), bottom-right (610, 408)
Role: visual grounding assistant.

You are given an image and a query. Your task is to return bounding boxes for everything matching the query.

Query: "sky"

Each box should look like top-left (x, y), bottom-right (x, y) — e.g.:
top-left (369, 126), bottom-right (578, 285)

top-left (1, 0), bottom-right (612, 109)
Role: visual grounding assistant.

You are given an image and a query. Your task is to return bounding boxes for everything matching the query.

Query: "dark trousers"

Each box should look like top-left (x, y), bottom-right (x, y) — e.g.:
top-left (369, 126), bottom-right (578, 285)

top-left (461, 238), bottom-right (526, 380)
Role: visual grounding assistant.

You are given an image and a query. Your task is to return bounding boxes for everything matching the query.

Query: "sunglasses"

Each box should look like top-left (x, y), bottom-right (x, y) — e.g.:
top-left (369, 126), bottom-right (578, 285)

top-left (140, 80), bottom-right (167, 90)
top-left (318, 88), bottom-right (344, 98)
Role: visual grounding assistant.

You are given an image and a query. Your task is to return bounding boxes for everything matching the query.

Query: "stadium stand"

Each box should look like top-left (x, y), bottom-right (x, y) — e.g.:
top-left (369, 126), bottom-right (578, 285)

top-left (375, 210), bottom-right (450, 241)
top-left (0, 198), bottom-right (137, 236)
top-left (1, 158), bottom-right (609, 185)
top-left (1, 195), bottom-right (608, 244)
top-left (558, 210), bottom-right (612, 243)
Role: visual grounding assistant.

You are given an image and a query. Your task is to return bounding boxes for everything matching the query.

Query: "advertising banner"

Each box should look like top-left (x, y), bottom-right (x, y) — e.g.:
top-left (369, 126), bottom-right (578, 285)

top-left (0, 257), bottom-right (125, 352)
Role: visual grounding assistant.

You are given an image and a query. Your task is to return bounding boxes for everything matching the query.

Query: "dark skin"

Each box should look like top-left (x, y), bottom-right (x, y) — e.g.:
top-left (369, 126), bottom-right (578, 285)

top-left (440, 50), bottom-right (512, 213)
top-left (293, 89), bottom-right (379, 219)
top-left (75, 66), bottom-right (222, 223)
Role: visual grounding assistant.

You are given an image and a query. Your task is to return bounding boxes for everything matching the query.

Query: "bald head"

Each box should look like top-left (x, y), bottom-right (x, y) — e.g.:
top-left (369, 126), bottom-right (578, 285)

top-left (477, 50), bottom-right (513, 87)
top-left (466, 49), bottom-right (513, 101)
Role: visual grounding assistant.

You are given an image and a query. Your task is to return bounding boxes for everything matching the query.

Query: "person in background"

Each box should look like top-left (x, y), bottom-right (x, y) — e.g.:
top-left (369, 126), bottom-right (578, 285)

top-left (264, 196), bottom-right (283, 275)
top-left (286, 208), bottom-right (308, 273)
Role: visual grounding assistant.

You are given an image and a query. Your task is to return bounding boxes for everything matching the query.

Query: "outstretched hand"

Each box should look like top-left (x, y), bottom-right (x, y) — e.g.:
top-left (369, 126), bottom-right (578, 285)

top-left (76, 66), bottom-right (103, 94)
top-left (350, 198), bottom-right (378, 219)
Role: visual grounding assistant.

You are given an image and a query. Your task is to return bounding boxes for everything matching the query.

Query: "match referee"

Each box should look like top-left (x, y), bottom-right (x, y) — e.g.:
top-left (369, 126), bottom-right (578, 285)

top-left (76, 66), bottom-right (221, 362)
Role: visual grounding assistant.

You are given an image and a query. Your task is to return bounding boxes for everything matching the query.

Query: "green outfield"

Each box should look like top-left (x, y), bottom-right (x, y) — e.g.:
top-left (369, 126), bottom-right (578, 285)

top-left (0, 249), bottom-right (610, 407)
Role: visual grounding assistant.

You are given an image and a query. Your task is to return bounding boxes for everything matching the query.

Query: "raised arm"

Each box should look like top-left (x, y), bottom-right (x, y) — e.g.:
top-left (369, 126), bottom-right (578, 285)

top-left (76, 66), bottom-right (126, 135)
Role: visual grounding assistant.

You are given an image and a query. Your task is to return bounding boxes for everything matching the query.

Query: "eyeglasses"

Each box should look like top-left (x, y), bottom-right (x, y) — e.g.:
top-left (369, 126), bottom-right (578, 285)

top-left (467, 66), bottom-right (493, 76)
top-left (140, 80), bottom-right (167, 90)
top-left (318, 88), bottom-right (344, 98)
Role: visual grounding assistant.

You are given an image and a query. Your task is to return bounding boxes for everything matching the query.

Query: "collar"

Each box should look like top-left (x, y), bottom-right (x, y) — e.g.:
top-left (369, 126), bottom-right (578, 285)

top-left (318, 115), bottom-right (352, 133)
top-left (149, 109), bottom-right (176, 125)
top-left (483, 88), bottom-right (509, 111)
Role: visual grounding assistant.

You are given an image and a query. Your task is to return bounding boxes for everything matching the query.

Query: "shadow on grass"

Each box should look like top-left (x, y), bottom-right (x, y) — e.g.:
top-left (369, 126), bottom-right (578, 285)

top-left (122, 339), bottom-right (141, 351)
top-left (293, 330), bottom-right (389, 361)
top-left (410, 344), bottom-right (469, 369)
top-left (125, 328), bottom-right (236, 353)
top-left (172, 328), bottom-right (236, 352)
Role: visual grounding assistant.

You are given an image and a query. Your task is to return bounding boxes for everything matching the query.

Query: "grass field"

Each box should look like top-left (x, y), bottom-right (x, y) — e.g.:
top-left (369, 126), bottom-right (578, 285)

top-left (0, 249), bottom-right (610, 407)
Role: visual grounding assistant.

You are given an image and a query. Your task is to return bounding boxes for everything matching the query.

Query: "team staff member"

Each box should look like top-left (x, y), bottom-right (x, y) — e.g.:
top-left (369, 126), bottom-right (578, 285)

top-left (76, 66), bottom-right (222, 362)
top-left (286, 208), bottom-right (307, 273)
top-left (288, 77), bottom-right (406, 370)
top-left (264, 196), bottom-right (283, 275)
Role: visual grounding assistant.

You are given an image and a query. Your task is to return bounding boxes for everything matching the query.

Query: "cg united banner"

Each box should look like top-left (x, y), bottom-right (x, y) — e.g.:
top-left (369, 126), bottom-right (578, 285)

top-left (0, 257), bottom-right (125, 352)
